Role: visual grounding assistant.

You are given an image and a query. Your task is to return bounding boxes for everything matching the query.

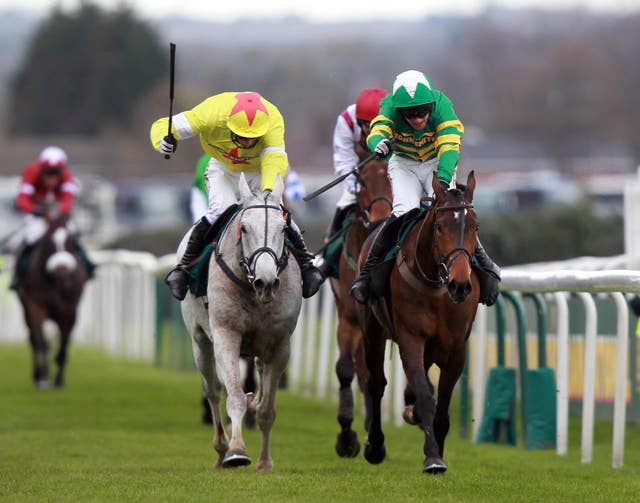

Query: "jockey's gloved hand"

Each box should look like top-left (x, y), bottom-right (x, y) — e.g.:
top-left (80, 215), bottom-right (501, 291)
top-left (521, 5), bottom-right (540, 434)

top-left (33, 204), bottom-right (48, 217)
top-left (159, 135), bottom-right (178, 155)
top-left (439, 178), bottom-right (450, 190)
top-left (374, 139), bottom-right (394, 158)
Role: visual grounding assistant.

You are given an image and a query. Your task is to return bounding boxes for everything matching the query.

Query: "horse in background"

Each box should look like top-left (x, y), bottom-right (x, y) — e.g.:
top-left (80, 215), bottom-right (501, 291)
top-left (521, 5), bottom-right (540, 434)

top-left (329, 147), bottom-right (392, 457)
top-left (181, 173), bottom-right (302, 471)
top-left (360, 171), bottom-right (481, 474)
top-left (17, 214), bottom-right (90, 388)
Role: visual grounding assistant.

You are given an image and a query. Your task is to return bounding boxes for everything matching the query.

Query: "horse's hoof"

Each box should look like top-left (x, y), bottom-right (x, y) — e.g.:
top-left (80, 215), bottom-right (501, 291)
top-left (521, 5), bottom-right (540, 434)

top-left (423, 457), bottom-right (447, 474)
top-left (364, 441), bottom-right (386, 465)
top-left (222, 449), bottom-right (251, 468)
top-left (35, 379), bottom-right (50, 390)
top-left (402, 405), bottom-right (420, 426)
top-left (335, 431), bottom-right (360, 458)
top-left (246, 392), bottom-right (257, 411)
top-left (256, 459), bottom-right (273, 472)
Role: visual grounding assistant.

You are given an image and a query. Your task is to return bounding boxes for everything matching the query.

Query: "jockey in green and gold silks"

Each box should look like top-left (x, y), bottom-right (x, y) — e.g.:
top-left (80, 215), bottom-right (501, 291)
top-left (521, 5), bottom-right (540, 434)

top-left (150, 91), bottom-right (323, 301)
top-left (350, 70), bottom-right (501, 307)
top-left (366, 73), bottom-right (463, 187)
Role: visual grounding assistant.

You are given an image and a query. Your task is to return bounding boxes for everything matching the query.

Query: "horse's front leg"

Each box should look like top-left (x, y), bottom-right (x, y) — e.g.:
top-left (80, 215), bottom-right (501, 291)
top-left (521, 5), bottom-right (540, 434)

top-left (52, 312), bottom-right (76, 388)
top-left (334, 318), bottom-right (362, 458)
top-left (23, 303), bottom-right (50, 388)
top-left (433, 347), bottom-right (466, 459)
top-left (254, 344), bottom-right (289, 472)
top-left (212, 326), bottom-right (250, 468)
top-left (398, 335), bottom-right (445, 474)
top-left (190, 327), bottom-right (229, 469)
top-left (362, 314), bottom-right (387, 465)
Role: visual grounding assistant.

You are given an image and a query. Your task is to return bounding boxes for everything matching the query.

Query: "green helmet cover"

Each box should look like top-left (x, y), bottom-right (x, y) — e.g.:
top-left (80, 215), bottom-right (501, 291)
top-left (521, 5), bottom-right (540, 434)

top-left (392, 70), bottom-right (436, 109)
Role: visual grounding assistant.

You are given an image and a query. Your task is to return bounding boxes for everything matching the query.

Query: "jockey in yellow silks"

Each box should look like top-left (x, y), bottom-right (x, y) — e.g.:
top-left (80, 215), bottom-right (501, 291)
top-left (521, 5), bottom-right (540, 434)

top-left (150, 91), bottom-right (323, 301)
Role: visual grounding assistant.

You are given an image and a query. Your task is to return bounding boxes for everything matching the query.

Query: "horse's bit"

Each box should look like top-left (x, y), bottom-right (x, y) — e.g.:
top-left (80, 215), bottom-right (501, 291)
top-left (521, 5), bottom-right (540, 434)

top-left (237, 198), bottom-right (288, 287)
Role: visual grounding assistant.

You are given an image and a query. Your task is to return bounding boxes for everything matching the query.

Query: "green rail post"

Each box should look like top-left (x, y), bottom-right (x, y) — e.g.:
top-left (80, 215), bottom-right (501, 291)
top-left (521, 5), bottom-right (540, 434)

top-left (523, 293), bottom-right (556, 449)
top-left (477, 294), bottom-right (517, 445)
top-left (501, 290), bottom-right (529, 447)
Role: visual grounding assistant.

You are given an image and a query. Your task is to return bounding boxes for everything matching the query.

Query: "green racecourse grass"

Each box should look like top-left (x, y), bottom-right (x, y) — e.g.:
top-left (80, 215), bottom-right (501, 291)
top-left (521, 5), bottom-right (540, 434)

top-left (1, 343), bottom-right (639, 503)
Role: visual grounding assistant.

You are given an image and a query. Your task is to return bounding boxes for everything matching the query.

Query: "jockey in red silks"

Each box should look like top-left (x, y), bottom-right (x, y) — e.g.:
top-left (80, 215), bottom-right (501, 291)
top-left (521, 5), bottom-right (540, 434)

top-left (10, 146), bottom-right (94, 291)
top-left (317, 88), bottom-right (388, 278)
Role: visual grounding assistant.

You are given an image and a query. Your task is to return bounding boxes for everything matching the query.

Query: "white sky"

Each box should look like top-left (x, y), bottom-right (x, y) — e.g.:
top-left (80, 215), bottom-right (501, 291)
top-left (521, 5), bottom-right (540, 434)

top-left (2, 0), bottom-right (639, 22)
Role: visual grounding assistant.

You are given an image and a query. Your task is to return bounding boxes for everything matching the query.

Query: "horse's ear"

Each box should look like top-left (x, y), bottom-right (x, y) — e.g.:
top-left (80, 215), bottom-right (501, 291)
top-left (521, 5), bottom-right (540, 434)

top-left (271, 173), bottom-right (284, 201)
top-left (239, 172), bottom-right (253, 201)
top-left (432, 173), bottom-right (445, 199)
top-left (464, 171), bottom-right (476, 203)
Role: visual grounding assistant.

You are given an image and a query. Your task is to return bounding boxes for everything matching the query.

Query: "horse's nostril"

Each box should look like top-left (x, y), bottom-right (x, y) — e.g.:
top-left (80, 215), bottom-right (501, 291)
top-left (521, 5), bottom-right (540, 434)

top-left (273, 278), bottom-right (280, 292)
top-left (253, 279), bottom-right (264, 291)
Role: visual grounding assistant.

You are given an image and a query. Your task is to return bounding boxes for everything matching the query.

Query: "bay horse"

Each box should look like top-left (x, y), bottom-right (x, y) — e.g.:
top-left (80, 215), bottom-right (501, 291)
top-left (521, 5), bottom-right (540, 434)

top-left (17, 215), bottom-right (89, 388)
top-left (180, 173), bottom-right (301, 471)
top-left (360, 171), bottom-right (480, 474)
top-left (330, 145), bottom-right (392, 457)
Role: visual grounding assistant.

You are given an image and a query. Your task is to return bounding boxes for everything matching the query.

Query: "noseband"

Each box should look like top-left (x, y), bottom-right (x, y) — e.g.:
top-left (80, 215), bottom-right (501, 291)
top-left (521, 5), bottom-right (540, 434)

top-left (355, 171), bottom-right (393, 229)
top-left (432, 203), bottom-right (474, 285)
top-left (237, 198), bottom-right (288, 287)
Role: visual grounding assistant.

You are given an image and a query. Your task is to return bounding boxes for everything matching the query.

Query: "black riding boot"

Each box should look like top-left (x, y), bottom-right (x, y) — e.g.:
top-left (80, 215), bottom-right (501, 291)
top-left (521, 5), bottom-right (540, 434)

top-left (9, 244), bottom-right (35, 291)
top-left (349, 215), bottom-right (396, 305)
top-left (473, 238), bottom-right (501, 306)
top-left (286, 225), bottom-right (324, 298)
top-left (165, 217), bottom-right (212, 301)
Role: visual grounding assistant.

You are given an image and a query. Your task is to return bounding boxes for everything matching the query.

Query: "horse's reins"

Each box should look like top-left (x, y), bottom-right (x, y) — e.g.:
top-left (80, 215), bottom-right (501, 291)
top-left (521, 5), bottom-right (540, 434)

top-left (237, 198), bottom-right (288, 288)
top-left (354, 170), bottom-right (393, 230)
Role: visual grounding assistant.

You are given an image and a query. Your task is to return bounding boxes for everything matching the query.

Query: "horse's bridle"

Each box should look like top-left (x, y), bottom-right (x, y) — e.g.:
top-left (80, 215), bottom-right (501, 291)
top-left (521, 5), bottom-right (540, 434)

top-left (237, 197), bottom-right (288, 287)
top-left (355, 170), bottom-right (393, 229)
top-left (431, 202), bottom-right (475, 285)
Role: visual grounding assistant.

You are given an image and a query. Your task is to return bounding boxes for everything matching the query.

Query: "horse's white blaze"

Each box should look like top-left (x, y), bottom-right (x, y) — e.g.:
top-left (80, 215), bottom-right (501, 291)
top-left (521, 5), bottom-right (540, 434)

top-left (46, 228), bottom-right (77, 272)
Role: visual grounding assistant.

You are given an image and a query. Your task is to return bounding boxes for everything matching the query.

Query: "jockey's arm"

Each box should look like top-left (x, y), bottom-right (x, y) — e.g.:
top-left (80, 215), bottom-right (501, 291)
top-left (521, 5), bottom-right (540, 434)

top-left (259, 120), bottom-right (288, 192)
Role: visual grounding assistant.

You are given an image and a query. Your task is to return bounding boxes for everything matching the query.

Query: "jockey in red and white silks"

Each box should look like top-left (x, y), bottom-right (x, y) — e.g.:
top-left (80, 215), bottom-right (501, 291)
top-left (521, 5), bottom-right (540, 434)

top-left (16, 146), bottom-right (77, 245)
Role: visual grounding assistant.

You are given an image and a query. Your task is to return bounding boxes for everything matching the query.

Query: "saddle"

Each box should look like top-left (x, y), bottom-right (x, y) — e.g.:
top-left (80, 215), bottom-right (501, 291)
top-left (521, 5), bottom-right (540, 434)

top-left (368, 207), bottom-right (425, 299)
top-left (188, 204), bottom-right (242, 297)
top-left (319, 207), bottom-right (356, 279)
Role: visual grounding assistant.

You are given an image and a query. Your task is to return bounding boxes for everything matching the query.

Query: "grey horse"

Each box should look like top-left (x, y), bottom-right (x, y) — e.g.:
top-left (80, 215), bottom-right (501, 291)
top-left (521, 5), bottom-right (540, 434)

top-left (180, 173), bottom-right (302, 471)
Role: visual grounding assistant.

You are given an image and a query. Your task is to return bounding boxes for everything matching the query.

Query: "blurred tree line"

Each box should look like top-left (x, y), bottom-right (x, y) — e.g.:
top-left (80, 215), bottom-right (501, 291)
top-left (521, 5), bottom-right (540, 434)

top-left (4, 3), bottom-right (635, 263)
top-left (7, 5), bottom-right (640, 168)
top-left (8, 3), bottom-right (164, 135)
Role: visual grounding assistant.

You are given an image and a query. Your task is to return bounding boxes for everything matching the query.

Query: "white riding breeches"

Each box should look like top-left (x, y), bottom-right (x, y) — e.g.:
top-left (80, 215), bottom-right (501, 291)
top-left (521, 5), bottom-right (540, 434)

top-left (387, 155), bottom-right (456, 216)
top-left (22, 214), bottom-right (77, 245)
top-left (204, 158), bottom-right (262, 225)
top-left (23, 215), bottom-right (47, 244)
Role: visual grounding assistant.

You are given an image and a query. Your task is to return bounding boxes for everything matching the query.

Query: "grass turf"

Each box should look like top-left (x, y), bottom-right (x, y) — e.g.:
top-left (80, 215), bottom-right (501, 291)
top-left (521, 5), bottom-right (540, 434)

top-left (1, 343), bottom-right (639, 502)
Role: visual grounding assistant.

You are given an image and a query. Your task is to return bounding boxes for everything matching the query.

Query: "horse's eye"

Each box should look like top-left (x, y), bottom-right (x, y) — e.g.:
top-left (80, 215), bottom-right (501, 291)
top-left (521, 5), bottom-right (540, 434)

top-left (240, 225), bottom-right (247, 234)
top-left (435, 223), bottom-right (442, 232)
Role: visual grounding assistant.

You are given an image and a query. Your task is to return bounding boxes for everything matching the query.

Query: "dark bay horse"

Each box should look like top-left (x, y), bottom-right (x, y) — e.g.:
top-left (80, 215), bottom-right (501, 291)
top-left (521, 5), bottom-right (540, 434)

top-left (17, 217), bottom-right (89, 388)
top-left (360, 171), bottom-right (480, 474)
top-left (330, 145), bottom-right (392, 457)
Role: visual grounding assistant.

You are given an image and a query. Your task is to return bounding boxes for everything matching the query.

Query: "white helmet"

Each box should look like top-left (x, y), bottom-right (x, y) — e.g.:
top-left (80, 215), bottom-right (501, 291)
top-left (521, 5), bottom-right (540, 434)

top-left (39, 146), bottom-right (68, 168)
